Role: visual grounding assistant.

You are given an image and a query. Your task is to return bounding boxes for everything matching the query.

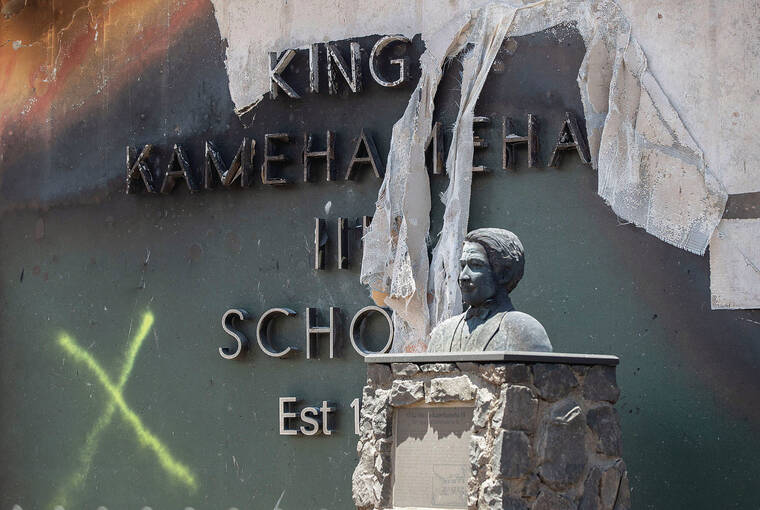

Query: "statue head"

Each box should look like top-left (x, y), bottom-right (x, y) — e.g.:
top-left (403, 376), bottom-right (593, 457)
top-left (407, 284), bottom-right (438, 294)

top-left (458, 228), bottom-right (525, 307)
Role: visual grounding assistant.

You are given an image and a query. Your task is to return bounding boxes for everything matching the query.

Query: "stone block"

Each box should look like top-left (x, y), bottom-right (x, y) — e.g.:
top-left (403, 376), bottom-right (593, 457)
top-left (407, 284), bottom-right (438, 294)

top-left (355, 438), bottom-right (364, 456)
top-left (474, 386), bottom-right (496, 429)
top-left (366, 364), bottom-right (392, 388)
top-left (480, 363), bottom-right (507, 386)
top-left (391, 362), bottom-right (419, 376)
top-left (583, 366), bottom-right (620, 403)
top-left (532, 488), bottom-right (575, 510)
top-left (421, 362), bottom-right (459, 373)
top-left (493, 430), bottom-right (532, 479)
top-left (352, 441), bottom-right (378, 508)
top-left (503, 495), bottom-right (529, 510)
top-left (521, 474), bottom-right (540, 500)
top-left (468, 477), bottom-right (480, 509)
top-left (505, 475), bottom-right (540, 501)
top-left (579, 466), bottom-right (602, 510)
top-left (362, 387), bottom-right (388, 413)
top-left (428, 375), bottom-right (476, 402)
top-left (371, 410), bottom-right (390, 437)
top-left (374, 452), bottom-right (391, 475)
top-left (581, 460), bottom-right (629, 510)
top-left (614, 469), bottom-right (631, 510)
top-left (457, 361), bottom-right (480, 373)
top-left (504, 363), bottom-right (531, 384)
top-left (502, 384), bottom-right (539, 432)
top-left (572, 364), bottom-right (590, 378)
top-left (587, 405), bottom-right (623, 456)
top-left (537, 399), bottom-right (588, 490)
top-left (389, 379), bottom-right (424, 406)
top-left (360, 387), bottom-right (390, 438)
top-left (479, 478), bottom-right (503, 509)
top-left (375, 437), bottom-right (391, 452)
top-left (370, 396), bottom-right (391, 437)
top-left (533, 364), bottom-right (578, 401)
top-left (377, 472), bottom-right (392, 508)
top-left (470, 432), bottom-right (489, 468)
top-left (600, 461), bottom-right (625, 509)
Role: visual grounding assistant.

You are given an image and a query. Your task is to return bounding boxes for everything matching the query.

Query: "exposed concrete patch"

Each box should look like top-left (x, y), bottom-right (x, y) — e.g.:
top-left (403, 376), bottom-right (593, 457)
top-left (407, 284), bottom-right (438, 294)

top-left (709, 219), bottom-right (760, 309)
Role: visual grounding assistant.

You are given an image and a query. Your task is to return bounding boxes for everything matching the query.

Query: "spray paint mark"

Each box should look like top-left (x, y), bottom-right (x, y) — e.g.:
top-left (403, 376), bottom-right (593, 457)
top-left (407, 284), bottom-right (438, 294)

top-left (52, 311), bottom-right (197, 509)
top-left (52, 312), bottom-right (155, 507)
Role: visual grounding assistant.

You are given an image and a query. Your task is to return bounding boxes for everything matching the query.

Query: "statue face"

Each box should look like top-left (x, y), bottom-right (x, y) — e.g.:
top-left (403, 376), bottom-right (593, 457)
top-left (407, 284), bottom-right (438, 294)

top-left (458, 241), bottom-right (497, 307)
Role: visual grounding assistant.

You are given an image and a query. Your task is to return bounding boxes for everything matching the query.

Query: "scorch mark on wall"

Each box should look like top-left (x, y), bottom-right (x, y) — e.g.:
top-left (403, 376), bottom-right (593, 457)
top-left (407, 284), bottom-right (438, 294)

top-left (52, 311), bottom-right (197, 508)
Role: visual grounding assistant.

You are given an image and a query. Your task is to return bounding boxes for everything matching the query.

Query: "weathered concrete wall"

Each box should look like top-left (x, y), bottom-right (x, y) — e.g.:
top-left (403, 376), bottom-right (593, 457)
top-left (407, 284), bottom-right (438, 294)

top-left (353, 359), bottom-right (630, 509)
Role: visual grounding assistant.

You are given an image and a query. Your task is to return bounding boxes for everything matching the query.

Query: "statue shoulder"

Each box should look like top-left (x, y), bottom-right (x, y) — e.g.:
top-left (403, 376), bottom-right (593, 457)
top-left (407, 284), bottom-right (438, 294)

top-left (427, 314), bottom-right (464, 352)
top-left (497, 311), bottom-right (552, 352)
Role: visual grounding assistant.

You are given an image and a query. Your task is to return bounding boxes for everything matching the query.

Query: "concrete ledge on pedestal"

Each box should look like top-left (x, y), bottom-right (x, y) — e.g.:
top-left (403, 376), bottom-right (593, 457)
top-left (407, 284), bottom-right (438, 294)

top-left (365, 350), bottom-right (620, 366)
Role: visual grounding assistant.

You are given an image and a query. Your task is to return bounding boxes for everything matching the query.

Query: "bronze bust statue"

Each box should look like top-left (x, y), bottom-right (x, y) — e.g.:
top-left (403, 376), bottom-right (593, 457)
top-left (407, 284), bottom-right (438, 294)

top-left (427, 228), bottom-right (552, 352)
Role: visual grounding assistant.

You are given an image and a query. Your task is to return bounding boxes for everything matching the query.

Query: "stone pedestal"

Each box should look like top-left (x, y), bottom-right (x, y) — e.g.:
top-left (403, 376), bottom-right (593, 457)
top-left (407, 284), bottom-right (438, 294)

top-left (352, 352), bottom-right (631, 510)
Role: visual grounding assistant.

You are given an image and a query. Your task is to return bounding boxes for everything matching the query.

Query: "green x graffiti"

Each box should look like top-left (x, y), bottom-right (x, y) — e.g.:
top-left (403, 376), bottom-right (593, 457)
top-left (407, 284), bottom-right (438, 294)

top-left (52, 311), bottom-right (197, 508)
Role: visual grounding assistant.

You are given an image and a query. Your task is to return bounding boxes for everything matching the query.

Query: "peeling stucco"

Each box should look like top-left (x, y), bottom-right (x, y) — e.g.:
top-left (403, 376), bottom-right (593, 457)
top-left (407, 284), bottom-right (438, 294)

top-left (371, 0), bottom-right (727, 348)
top-left (616, 0), bottom-right (760, 196)
top-left (208, 0), bottom-right (755, 344)
top-left (709, 219), bottom-right (760, 309)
